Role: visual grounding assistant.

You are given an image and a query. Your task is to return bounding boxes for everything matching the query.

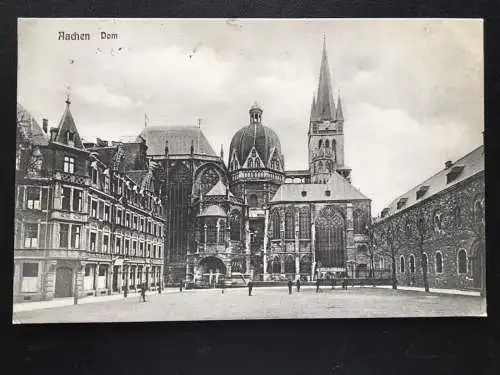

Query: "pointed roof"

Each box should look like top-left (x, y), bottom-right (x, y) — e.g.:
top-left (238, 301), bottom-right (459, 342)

top-left (315, 37), bottom-right (336, 121)
top-left (309, 94), bottom-right (317, 122)
top-left (16, 103), bottom-right (49, 146)
top-left (206, 180), bottom-right (235, 197)
top-left (198, 205), bottom-right (227, 217)
top-left (53, 98), bottom-right (84, 149)
top-left (335, 94), bottom-right (344, 122)
top-left (270, 171), bottom-right (369, 203)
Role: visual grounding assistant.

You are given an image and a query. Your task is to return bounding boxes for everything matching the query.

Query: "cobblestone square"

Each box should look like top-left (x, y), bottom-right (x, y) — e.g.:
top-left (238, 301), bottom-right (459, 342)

top-left (13, 286), bottom-right (486, 323)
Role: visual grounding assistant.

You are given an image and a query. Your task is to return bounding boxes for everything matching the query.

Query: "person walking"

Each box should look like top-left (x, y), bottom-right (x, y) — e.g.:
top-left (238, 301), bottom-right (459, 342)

top-left (179, 280), bottom-right (183, 292)
top-left (316, 278), bottom-right (321, 293)
top-left (123, 284), bottom-right (128, 298)
top-left (158, 282), bottom-right (162, 294)
top-left (331, 277), bottom-right (335, 290)
top-left (296, 278), bottom-right (301, 292)
top-left (288, 279), bottom-right (293, 295)
top-left (139, 284), bottom-right (146, 302)
top-left (248, 280), bottom-right (253, 296)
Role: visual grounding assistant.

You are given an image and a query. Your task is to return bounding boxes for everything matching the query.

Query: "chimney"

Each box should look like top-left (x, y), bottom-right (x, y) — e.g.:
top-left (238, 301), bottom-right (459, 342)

top-left (42, 119), bottom-right (48, 134)
top-left (49, 127), bottom-right (58, 142)
top-left (445, 160), bottom-right (453, 169)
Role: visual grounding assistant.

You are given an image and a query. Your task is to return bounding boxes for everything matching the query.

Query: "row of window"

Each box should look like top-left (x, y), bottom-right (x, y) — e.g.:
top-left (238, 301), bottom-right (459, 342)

top-left (89, 231), bottom-right (163, 258)
top-left (398, 250), bottom-right (467, 275)
top-left (88, 196), bottom-right (163, 237)
top-left (22, 222), bottom-right (163, 258)
top-left (90, 165), bottom-right (162, 215)
top-left (271, 208), bottom-right (311, 240)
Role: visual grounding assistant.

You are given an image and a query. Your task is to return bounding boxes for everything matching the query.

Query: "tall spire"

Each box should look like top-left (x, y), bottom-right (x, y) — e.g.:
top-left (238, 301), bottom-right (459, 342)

top-left (315, 36), bottom-right (335, 121)
top-left (54, 95), bottom-right (84, 149)
top-left (309, 94), bottom-right (317, 122)
top-left (335, 91), bottom-right (344, 122)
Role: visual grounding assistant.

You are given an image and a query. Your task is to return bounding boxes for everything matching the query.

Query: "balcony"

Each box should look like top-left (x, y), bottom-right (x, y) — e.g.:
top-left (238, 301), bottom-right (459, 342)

top-left (51, 210), bottom-right (88, 223)
top-left (54, 171), bottom-right (90, 186)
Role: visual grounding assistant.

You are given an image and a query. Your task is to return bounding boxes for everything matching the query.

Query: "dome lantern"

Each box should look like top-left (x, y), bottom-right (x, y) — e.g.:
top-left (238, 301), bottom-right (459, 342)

top-left (249, 101), bottom-right (263, 124)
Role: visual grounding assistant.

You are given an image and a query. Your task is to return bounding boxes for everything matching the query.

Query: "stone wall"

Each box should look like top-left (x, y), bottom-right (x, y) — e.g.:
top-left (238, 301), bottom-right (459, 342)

top-left (373, 172), bottom-right (484, 290)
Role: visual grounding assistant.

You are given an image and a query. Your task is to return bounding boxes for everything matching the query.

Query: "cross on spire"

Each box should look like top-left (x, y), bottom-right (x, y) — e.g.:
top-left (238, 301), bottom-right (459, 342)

top-left (65, 85), bottom-right (72, 106)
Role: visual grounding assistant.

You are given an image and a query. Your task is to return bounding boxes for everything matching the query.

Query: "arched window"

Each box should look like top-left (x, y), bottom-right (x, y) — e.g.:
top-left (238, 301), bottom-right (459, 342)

top-left (435, 252), bottom-right (443, 273)
top-left (458, 249), bottom-right (467, 274)
top-left (247, 159), bottom-right (253, 168)
top-left (400, 256), bottom-right (405, 273)
top-left (379, 257), bottom-right (384, 270)
top-left (325, 139), bottom-right (330, 148)
top-left (299, 207), bottom-right (311, 239)
top-left (285, 207), bottom-right (295, 239)
top-left (218, 220), bottom-right (225, 244)
top-left (318, 139), bottom-right (323, 149)
top-left (473, 194), bottom-right (485, 225)
top-left (284, 255), bottom-right (295, 274)
top-left (299, 255), bottom-right (311, 274)
top-left (272, 256), bottom-right (281, 273)
top-left (353, 209), bottom-right (367, 234)
top-left (206, 219), bottom-right (217, 244)
top-left (230, 211), bottom-right (240, 241)
top-left (409, 254), bottom-right (415, 273)
top-left (315, 206), bottom-right (345, 268)
top-left (249, 194), bottom-right (258, 208)
top-left (271, 209), bottom-right (281, 240)
top-left (433, 209), bottom-right (443, 232)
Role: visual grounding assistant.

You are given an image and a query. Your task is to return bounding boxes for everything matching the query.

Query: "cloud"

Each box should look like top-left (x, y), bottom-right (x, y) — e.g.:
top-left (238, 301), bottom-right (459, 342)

top-left (17, 19), bottom-right (483, 216)
top-left (75, 84), bottom-right (140, 110)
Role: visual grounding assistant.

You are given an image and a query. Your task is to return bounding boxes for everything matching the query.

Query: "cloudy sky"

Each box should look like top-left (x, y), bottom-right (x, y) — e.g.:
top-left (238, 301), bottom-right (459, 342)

top-left (17, 18), bottom-right (483, 214)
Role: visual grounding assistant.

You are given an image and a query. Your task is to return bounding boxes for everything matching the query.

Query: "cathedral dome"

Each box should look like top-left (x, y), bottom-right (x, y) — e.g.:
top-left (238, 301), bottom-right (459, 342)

top-left (229, 102), bottom-right (283, 169)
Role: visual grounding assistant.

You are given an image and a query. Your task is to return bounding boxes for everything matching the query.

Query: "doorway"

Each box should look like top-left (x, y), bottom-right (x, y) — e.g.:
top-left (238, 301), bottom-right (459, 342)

top-left (55, 266), bottom-right (73, 298)
top-left (112, 266), bottom-right (119, 292)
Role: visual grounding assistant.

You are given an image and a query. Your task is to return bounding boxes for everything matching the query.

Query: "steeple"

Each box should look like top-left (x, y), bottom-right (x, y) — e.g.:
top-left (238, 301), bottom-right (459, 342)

top-left (309, 94), bottom-right (317, 122)
top-left (335, 93), bottom-right (344, 122)
top-left (315, 36), bottom-right (335, 121)
top-left (53, 95), bottom-right (84, 149)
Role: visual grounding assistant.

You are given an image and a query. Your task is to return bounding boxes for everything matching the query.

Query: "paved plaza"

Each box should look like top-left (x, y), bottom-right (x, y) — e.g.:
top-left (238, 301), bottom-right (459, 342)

top-left (12, 286), bottom-right (486, 323)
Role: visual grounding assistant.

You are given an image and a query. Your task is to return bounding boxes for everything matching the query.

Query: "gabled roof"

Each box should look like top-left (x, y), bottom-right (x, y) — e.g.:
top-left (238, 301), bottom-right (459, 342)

top-left (16, 103), bottom-right (48, 146)
top-left (198, 205), bottom-right (227, 217)
top-left (271, 171), bottom-right (369, 203)
top-left (53, 100), bottom-right (84, 149)
top-left (379, 145), bottom-right (484, 218)
top-left (138, 126), bottom-right (216, 156)
top-left (206, 180), bottom-right (234, 197)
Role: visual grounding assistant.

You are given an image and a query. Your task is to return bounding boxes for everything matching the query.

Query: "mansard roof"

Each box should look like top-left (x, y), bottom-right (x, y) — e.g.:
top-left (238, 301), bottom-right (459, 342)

top-left (270, 171), bottom-right (369, 203)
top-left (379, 145), bottom-right (484, 219)
top-left (138, 126), bottom-right (217, 157)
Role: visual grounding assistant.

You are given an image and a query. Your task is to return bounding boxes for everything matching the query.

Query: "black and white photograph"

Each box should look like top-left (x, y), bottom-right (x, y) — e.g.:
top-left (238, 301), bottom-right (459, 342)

top-left (13, 18), bottom-right (485, 323)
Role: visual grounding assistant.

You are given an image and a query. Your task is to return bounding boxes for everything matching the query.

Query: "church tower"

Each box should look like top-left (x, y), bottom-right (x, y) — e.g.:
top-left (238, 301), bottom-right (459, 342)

top-left (308, 38), bottom-right (351, 184)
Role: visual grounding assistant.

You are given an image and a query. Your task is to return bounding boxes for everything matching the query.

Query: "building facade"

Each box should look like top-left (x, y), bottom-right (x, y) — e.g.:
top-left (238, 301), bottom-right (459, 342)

top-left (373, 146), bottom-right (485, 293)
top-left (14, 100), bottom-right (165, 302)
top-left (136, 39), bottom-right (372, 284)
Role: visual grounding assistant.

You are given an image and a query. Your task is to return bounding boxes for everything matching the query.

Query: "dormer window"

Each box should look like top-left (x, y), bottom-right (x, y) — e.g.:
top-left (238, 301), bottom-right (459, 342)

top-left (446, 166), bottom-right (464, 184)
top-left (67, 131), bottom-right (75, 146)
top-left (416, 185), bottom-right (429, 200)
top-left (325, 190), bottom-right (331, 197)
top-left (301, 191), bottom-right (307, 197)
top-left (396, 198), bottom-right (408, 210)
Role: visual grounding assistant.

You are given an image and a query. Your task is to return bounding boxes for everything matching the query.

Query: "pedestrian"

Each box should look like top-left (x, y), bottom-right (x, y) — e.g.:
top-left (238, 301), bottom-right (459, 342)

top-left (248, 280), bottom-right (253, 296)
top-left (139, 284), bottom-right (146, 302)
top-left (288, 279), bottom-right (293, 295)
top-left (123, 284), bottom-right (128, 298)
top-left (179, 280), bottom-right (183, 292)
top-left (158, 282), bottom-right (162, 294)
top-left (296, 278), bottom-right (301, 292)
top-left (331, 278), bottom-right (335, 290)
top-left (221, 281), bottom-right (225, 294)
top-left (316, 278), bottom-right (321, 293)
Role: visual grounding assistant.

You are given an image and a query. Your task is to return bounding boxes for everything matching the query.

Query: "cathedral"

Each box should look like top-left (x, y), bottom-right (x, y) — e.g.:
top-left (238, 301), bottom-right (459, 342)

top-left (139, 40), bottom-right (372, 284)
